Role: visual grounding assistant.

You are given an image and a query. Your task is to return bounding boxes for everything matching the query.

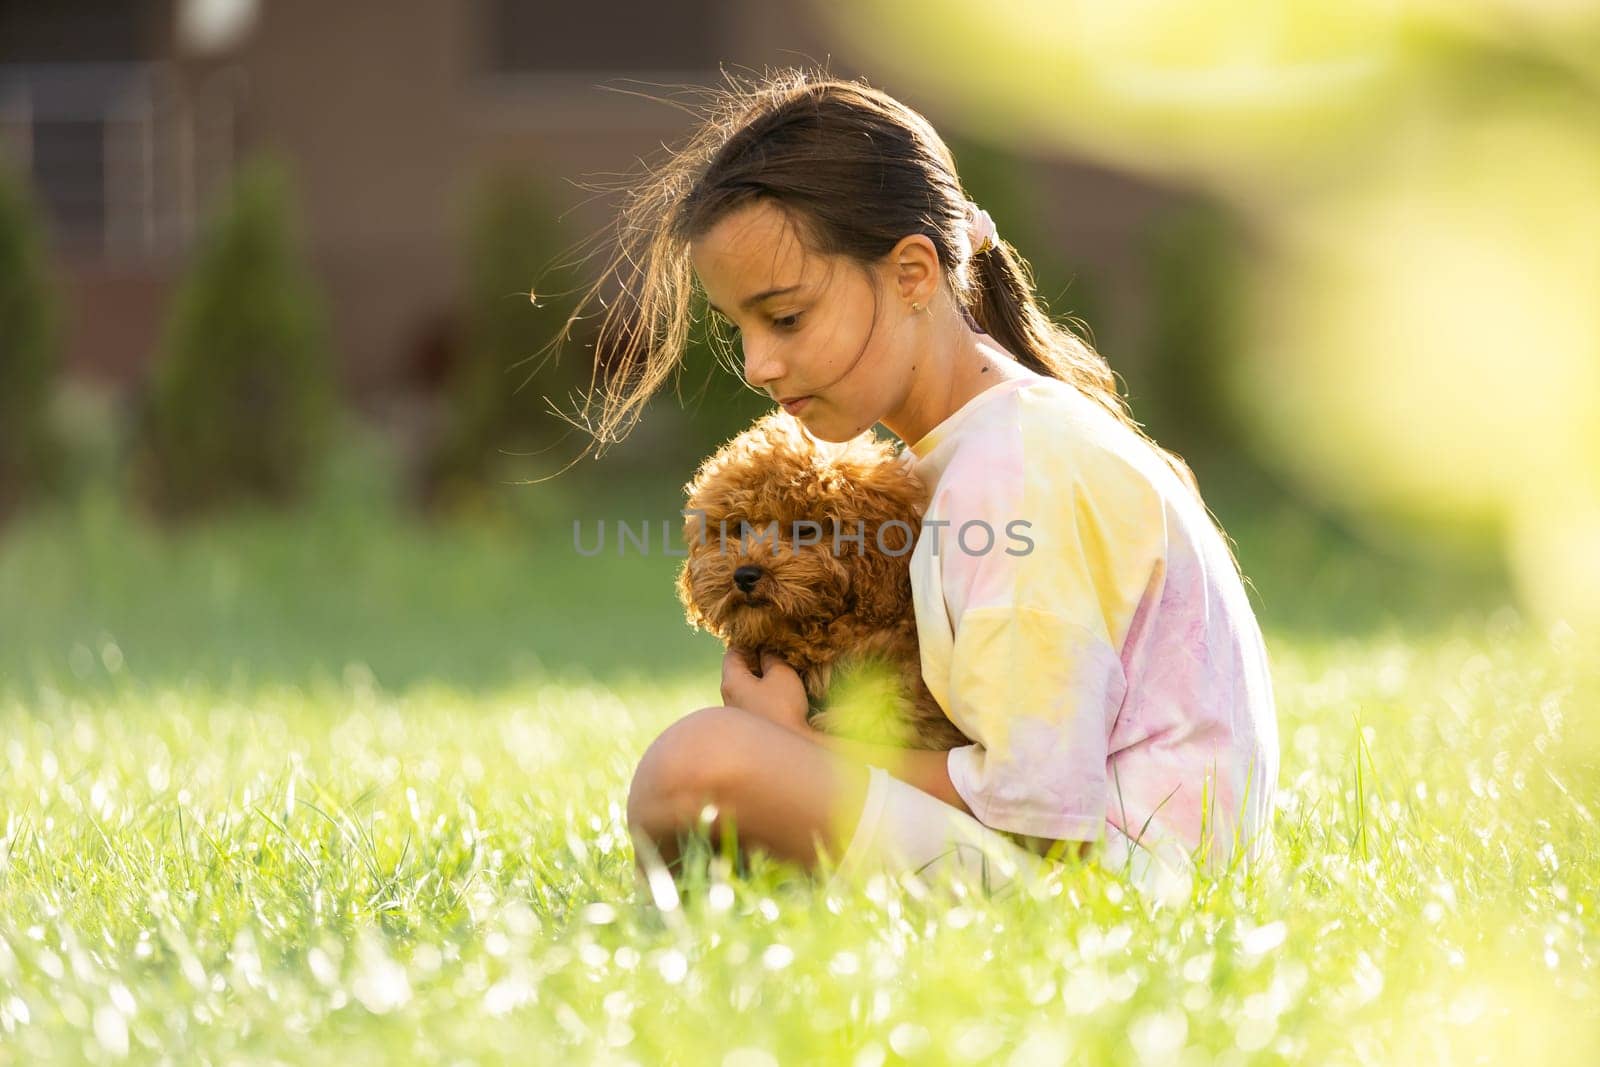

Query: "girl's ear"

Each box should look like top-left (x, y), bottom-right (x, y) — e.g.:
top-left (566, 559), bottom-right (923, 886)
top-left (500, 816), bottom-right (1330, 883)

top-left (888, 232), bottom-right (941, 310)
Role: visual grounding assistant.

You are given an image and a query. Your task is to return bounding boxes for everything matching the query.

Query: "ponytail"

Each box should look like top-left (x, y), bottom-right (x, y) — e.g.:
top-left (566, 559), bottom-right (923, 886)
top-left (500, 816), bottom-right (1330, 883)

top-left (965, 237), bottom-right (1247, 579)
top-left (960, 235), bottom-right (1203, 502)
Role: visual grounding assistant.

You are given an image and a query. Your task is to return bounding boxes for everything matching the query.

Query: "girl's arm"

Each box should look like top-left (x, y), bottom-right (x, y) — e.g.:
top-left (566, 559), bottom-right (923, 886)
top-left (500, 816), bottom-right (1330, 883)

top-left (721, 650), bottom-right (974, 813)
top-left (794, 727), bottom-right (973, 814)
top-left (791, 726), bottom-right (1095, 861)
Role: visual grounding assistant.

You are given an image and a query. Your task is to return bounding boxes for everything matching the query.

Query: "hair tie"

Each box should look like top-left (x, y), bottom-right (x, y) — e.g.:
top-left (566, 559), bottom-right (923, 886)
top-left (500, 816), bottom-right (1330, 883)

top-left (966, 201), bottom-right (998, 256)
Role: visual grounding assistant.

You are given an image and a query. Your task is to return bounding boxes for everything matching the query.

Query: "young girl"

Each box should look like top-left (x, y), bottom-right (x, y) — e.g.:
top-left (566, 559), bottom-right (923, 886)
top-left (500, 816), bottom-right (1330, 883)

top-left (589, 71), bottom-right (1279, 898)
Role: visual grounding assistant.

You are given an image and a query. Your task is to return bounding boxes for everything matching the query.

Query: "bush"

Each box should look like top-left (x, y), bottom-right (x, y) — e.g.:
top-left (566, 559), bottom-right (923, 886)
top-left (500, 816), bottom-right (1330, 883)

top-left (424, 167), bottom-right (776, 506)
top-left (0, 161), bottom-right (63, 520)
top-left (421, 169), bottom-right (607, 511)
top-left (131, 156), bottom-right (336, 516)
top-left (1133, 196), bottom-right (1255, 462)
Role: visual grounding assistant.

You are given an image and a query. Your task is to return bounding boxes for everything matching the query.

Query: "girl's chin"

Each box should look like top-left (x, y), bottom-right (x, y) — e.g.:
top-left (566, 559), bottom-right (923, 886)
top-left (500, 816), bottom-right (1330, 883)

top-left (796, 404), bottom-right (867, 443)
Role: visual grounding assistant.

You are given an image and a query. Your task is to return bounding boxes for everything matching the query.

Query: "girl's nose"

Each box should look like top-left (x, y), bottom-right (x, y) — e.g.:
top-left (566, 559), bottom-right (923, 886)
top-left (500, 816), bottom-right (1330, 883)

top-left (742, 343), bottom-right (783, 390)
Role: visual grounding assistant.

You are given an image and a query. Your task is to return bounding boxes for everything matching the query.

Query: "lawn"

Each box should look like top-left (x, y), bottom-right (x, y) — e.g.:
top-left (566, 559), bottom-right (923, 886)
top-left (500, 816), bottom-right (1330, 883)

top-left (1, 463), bottom-right (1596, 1064)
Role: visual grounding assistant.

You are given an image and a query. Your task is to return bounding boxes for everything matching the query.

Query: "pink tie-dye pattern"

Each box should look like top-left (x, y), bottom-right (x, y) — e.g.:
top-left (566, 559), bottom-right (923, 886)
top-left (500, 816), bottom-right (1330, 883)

top-left (931, 431), bottom-right (1027, 622)
top-left (1107, 492), bottom-right (1277, 871)
top-left (906, 375), bottom-right (1280, 877)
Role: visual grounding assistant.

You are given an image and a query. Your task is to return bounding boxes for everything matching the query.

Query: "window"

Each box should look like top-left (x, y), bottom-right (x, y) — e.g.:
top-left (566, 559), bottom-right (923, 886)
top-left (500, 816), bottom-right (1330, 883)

top-left (0, 0), bottom-right (163, 64)
top-left (0, 3), bottom-right (251, 263)
top-left (27, 115), bottom-right (108, 244)
top-left (0, 2), bottom-right (176, 258)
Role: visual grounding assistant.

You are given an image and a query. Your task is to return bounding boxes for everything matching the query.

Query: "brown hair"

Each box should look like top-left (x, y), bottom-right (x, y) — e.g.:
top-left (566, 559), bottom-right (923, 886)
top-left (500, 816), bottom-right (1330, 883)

top-left (546, 67), bottom-right (1246, 580)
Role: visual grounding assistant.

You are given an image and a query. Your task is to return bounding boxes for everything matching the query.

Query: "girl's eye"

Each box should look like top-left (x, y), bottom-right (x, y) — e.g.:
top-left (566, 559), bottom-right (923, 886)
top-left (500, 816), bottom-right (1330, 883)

top-left (717, 313), bottom-right (800, 336)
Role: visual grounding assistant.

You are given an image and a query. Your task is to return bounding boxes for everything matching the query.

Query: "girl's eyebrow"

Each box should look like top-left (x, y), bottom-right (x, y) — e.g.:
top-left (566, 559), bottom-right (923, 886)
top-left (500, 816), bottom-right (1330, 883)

top-left (707, 285), bottom-right (802, 319)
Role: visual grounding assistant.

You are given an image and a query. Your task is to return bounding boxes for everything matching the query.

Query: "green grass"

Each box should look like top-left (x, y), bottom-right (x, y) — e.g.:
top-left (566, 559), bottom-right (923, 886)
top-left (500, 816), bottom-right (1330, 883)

top-left (1, 471), bottom-right (1597, 1064)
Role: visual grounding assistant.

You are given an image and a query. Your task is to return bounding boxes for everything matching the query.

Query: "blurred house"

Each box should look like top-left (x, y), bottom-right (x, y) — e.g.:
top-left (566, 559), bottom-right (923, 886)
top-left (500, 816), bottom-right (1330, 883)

top-left (0, 0), bottom-right (1180, 416)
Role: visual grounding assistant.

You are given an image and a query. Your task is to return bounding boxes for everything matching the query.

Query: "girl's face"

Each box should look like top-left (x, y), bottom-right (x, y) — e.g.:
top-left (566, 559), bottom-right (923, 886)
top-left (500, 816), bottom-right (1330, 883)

top-left (689, 199), bottom-right (920, 443)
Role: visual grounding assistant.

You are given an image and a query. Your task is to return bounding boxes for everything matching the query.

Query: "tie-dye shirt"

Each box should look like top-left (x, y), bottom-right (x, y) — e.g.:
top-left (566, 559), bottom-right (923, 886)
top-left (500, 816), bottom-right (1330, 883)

top-left (902, 371), bottom-right (1279, 874)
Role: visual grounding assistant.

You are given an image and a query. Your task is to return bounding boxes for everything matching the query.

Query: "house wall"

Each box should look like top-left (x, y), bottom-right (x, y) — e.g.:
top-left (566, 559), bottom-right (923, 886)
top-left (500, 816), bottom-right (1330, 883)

top-left (3, 1), bottom-right (1182, 411)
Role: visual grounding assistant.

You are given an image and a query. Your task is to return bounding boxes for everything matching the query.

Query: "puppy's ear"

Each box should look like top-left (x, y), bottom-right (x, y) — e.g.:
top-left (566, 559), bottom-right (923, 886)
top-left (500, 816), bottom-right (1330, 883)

top-left (829, 449), bottom-right (931, 526)
top-left (676, 559), bottom-right (709, 633)
top-left (844, 531), bottom-right (916, 625)
top-left (821, 445), bottom-right (927, 626)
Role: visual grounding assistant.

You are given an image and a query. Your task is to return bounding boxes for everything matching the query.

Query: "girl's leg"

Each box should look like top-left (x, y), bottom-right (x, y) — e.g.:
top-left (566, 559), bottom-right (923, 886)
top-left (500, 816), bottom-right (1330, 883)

top-left (626, 705), bottom-right (1054, 897)
top-left (626, 705), bottom-right (875, 880)
top-left (823, 764), bottom-right (1054, 896)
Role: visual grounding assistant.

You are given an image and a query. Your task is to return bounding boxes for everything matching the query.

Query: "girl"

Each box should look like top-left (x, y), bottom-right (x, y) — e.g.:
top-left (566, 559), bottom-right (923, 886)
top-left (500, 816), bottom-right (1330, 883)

top-left (581, 70), bottom-right (1279, 898)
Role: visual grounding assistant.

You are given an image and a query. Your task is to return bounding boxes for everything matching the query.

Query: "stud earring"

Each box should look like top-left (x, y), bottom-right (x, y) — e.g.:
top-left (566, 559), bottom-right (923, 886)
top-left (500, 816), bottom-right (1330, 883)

top-left (911, 301), bottom-right (923, 312)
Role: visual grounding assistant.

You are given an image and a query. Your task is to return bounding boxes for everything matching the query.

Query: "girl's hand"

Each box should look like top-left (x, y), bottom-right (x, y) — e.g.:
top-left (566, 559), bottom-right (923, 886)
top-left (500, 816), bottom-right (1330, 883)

top-left (721, 647), bottom-right (811, 736)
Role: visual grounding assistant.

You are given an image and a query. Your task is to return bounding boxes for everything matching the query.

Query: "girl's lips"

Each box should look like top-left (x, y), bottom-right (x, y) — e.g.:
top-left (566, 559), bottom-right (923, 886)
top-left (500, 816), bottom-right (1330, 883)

top-left (781, 396), bottom-right (811, 414)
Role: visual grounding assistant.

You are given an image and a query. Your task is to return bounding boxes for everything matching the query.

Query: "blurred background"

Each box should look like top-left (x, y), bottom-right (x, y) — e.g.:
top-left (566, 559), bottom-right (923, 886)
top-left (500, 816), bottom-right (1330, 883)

top-left (2, 0), bottom-right (1594, 697)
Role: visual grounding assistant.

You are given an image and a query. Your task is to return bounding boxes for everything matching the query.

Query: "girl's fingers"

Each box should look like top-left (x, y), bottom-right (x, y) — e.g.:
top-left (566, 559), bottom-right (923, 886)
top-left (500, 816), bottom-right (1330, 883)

top-left (720, 650), bottom-right (748, 706)
top-left (723, 646), bottom-right (757, 679)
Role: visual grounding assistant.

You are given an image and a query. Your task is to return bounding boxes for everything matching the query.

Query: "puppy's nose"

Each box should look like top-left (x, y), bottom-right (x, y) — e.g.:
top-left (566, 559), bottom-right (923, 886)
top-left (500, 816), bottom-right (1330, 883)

top-left (733, 565), bottom-right (763, 592)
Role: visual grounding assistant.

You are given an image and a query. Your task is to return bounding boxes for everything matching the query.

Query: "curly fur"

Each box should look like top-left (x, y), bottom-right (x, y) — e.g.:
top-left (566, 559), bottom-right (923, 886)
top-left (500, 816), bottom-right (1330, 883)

top-left (677, 409), bottom-right (972, 751)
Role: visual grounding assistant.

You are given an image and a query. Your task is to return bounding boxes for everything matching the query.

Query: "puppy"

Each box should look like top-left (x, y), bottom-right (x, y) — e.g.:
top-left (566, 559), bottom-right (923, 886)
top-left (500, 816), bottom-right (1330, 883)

top-left (677, 409), bottom-right (971, 751)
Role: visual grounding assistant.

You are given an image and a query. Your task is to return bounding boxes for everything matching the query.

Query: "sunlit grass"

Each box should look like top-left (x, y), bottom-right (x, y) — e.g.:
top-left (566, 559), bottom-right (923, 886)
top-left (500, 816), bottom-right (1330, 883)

top-left (1, 490), bottom-right (1596, 1062)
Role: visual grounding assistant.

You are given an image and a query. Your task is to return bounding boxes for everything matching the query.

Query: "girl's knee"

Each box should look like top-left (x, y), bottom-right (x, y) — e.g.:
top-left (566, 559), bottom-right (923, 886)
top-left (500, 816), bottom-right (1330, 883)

top-left (630, 706), bottom-right (747, 817)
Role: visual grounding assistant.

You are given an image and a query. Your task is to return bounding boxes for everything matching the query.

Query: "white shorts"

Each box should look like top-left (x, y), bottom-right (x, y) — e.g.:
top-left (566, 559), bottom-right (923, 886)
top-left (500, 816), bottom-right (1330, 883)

top-left (822, 764), bottom-right (1199, 903)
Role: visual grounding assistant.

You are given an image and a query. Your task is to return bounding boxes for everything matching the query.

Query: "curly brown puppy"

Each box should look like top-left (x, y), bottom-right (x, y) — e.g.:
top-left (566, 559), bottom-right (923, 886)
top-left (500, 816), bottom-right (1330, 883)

top-left (677, 409), bottom-right (971, 751)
